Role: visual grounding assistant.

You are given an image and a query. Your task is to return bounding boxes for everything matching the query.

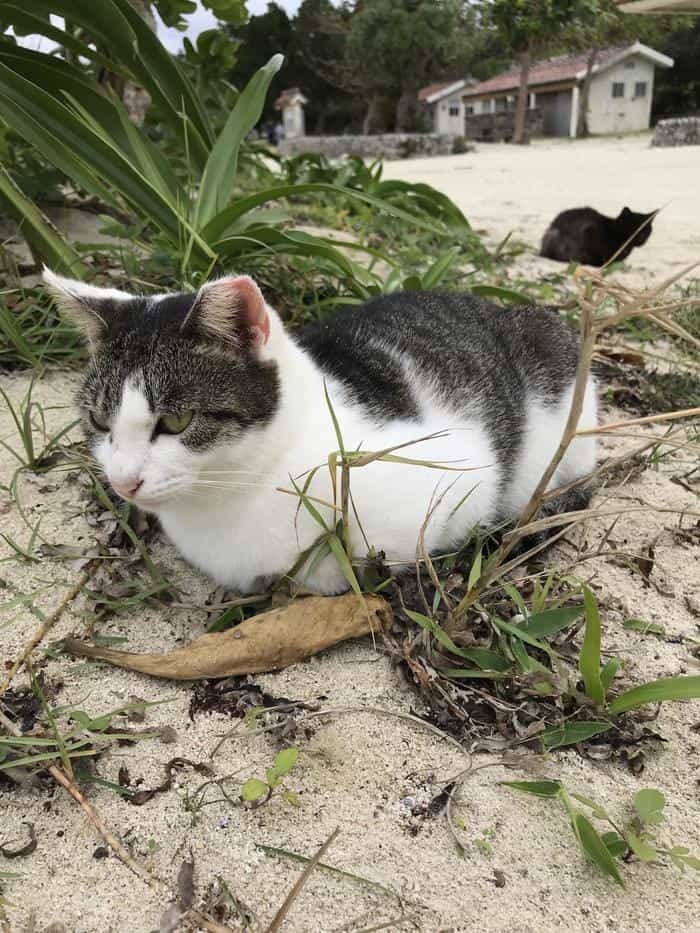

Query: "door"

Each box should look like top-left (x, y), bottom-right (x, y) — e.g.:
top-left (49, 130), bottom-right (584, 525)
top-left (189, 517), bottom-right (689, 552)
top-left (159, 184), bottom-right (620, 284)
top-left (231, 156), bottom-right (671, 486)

top-left (540, 91), bottom-right (572, 137)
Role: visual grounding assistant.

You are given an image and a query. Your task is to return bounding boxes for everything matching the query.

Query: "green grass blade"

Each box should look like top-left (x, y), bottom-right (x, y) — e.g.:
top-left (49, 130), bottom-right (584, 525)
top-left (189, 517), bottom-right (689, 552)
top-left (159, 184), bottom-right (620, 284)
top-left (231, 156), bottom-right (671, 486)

top-left (404, 609), bottom-right (511, 671)
top-left (196, 54), bottom-right (283, 226)
top-left (608, 675), bottom-right (700, 716)
top-left (470, 284), bottom-right (533, 304)
top-left (0, 166), bottom-right (85, 276)
top-left (574, 813), bottom-right (625, 886)
top-left (326, 533), bottom-right (362, 596)
top-left (492, 616), bottom-right (555, 657)
top-left (203, 182), bottom-right (449, 242)
top-left (522, 605), bottom-right (583, 639)
top-left (580, 587), bottom-right (605, 706)
top-left (501, 780), bottom-right (563, 798)
top-left (541, 722), bottom-right (612, 749)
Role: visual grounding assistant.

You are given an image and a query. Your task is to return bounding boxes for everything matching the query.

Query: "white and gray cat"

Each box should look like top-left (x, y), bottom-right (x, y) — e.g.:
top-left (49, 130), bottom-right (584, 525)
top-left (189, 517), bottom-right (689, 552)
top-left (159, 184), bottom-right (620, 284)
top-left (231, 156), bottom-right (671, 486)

top-left (44, 270), bottom-right (598, 595)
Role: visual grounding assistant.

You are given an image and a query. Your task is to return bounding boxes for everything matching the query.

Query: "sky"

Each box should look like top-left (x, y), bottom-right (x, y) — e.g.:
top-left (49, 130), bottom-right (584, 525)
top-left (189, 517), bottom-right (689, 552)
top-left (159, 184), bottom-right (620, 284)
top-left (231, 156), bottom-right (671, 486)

top-left (157, 0), bottom-right (303, 52)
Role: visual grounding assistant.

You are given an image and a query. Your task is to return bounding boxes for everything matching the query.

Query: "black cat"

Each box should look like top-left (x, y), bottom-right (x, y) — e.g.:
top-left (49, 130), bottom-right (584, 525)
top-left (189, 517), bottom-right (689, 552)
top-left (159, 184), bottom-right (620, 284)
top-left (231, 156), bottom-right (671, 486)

top-left (541, 206), bottom-right (656, 267)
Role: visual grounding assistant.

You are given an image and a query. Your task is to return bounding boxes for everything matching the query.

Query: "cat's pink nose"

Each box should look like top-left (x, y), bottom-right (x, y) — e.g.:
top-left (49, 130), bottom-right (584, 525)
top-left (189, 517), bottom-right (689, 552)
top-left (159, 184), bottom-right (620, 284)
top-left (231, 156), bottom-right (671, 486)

top-left (112, 477), bottom-right (143, 499)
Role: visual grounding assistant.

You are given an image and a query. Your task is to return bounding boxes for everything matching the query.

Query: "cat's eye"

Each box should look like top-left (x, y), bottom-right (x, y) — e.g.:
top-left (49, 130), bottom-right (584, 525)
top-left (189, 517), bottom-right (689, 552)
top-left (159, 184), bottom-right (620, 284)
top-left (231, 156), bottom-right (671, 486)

top-left (156, 410), bottom-right (194, 435)
top-left (89, 409), bottom-right (110, 432)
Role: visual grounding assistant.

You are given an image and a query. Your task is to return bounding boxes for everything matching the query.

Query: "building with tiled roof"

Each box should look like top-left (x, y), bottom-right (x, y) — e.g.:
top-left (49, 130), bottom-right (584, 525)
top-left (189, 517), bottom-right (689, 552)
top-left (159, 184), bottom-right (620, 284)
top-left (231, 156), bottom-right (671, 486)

top-left (417, 77), bottom-right (476, 134)
top-left (461, 42), bottom-right (673, 139)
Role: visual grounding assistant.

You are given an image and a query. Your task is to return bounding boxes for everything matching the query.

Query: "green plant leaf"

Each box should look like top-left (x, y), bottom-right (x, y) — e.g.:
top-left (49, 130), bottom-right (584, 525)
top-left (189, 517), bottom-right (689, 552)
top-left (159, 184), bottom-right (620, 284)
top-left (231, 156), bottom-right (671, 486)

top-left (623, 619), bottom-right (666, 636)
top-left (522, 605), bottom-right (583, 638)
top-left (608, 676), bottom-right (700, 716)
top-left (0, 164), bottom-right (85, 276)
top-left (241, 778), bottom-right (268, 802)
top-left (501, 780), bottom-right (562, 798)
top-left (273, 747), bottom-right (299, 777)
top-left (326, 534), bottom-right (362, 596)
top-left (492, 617), bottom-right (554, 657)
top-left (281, 790), bottom-right (302, 807)
top-left (627, 833), bottom-right (658, 863)
top-left (601, 831), bottom-right (628, 859)
top-left (600, 658), bottom-right (621, 692)
top-left (542, 722), bottom-right (612, 749)
top-left (574, 813), bottom-right (625, 886)
top-left (405, 609), bottom-right (510, 671)
top-left (470, 284), bottom-right (533, 304)
top-left (467, 546), bottom-right (483, 592)
top-left (196, 53), bottom-right (283, 226)
top-left (571, 793), bottom-right (610, 821)
top-left (580, 587), bottom-right (605, 706)
top-left (633, 789), bottom-right (665, 826)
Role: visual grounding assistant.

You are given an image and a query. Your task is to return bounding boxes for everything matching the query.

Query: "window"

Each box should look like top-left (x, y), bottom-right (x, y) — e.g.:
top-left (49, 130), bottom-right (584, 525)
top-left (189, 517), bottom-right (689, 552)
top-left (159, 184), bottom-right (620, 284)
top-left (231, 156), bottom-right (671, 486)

top-left (624, 60), bottom-right (635, 69)
top-left (449, 103), bottom-right (460, 117)
top-left (496, 97), bottom-right (507, 112)
top-left (634, 81), bottom-right (647, 98)
top-left (465, 105), bottom-right (474, 115)
top-left (612, 82), bottom-right (625, 99)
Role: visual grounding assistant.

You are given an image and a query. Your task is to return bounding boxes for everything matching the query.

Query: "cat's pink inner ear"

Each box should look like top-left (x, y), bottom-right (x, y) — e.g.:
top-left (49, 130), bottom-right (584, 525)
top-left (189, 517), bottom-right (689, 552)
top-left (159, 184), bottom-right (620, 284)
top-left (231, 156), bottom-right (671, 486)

top-left (226, 275), bottom-right (270, 347)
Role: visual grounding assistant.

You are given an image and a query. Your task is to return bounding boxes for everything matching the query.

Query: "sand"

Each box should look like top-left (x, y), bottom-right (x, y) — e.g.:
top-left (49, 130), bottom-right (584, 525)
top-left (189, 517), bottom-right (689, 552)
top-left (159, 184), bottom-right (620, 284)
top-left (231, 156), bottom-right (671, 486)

top-left (1, 134), bottom-right (700, 933)
top-left (383, 132), bottom-right (700, 286)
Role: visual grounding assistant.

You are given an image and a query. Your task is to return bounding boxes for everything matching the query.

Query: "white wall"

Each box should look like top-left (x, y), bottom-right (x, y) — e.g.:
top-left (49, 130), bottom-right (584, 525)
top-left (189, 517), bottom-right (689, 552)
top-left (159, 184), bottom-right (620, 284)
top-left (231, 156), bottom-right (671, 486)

top-left (586, 56), bottom-right (656, 135)
top-left (283, 102), bottom-right (305, 139)
top-left (435, 93), bottom-right (464, 134)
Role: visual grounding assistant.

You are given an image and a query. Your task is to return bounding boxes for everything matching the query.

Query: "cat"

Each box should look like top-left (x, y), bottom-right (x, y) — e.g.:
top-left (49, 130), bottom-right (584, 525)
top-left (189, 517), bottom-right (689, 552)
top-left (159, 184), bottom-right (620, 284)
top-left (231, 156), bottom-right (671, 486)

top-left (43, 270), bottom-right (598, 596)
top-left (541, 206), bottom-right (656, 267)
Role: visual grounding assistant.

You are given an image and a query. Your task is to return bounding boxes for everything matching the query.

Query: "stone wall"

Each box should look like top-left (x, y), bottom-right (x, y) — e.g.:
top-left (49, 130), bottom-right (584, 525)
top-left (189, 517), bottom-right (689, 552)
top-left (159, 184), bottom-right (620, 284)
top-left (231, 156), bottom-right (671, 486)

top-left (279, 133), bottom-right (472, 160)
top-left (464, 108), bottom-right (544, 143)
top-left (652, 117), bottom-right (700, 147)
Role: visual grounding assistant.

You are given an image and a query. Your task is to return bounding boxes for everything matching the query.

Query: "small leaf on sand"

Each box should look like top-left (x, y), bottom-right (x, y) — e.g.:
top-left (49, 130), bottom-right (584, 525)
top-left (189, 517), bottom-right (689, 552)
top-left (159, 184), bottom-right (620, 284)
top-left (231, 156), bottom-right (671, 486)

top-left (62, 594), bottom-right (392, 680)
top-left (273, 747), bottom-right (299, 777)
top-left (633, 788), bottom-right (666, 825)
top-left (242, 778), bottom-right (268, 802)
top-left (627, 833), bottom-right (658, 863)
top-left (574, 814), bottom-right (625, 886)
top-left (623, 619), bottom-right (666, 637)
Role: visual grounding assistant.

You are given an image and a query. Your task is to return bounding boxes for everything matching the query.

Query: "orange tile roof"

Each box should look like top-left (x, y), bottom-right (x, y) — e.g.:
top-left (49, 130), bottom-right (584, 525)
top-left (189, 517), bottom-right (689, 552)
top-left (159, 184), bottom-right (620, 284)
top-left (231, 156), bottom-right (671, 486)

top-left (464, 46), bottom-right (627, 97)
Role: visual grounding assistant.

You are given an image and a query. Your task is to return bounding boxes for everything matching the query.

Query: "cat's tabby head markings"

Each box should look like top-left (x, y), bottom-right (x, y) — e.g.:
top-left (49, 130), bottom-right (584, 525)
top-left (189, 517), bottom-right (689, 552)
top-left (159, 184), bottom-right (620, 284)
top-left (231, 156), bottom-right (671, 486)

top-left (43, 269), bottom-right (280, 507)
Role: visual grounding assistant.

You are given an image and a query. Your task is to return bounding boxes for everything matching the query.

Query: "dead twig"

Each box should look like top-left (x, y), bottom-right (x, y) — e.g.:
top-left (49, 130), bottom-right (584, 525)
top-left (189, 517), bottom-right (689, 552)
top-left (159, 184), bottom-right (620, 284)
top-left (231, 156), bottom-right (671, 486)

top-left (265, 828), bottom-right (340, 933)
top-left (0, 563), bottom-right (97, 697)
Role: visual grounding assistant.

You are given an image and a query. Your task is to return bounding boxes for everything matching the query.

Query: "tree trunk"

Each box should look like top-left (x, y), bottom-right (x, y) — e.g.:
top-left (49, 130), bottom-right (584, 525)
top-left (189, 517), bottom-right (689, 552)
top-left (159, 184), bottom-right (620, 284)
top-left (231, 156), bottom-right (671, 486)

top-left (513, 48), bottom-right (531, 145)
top-left (395, 90), bottom-right (415, 132)
top-left (363, 96), bottom-right (381, 135)
top-left (576, 49), bottom-right (599, 138)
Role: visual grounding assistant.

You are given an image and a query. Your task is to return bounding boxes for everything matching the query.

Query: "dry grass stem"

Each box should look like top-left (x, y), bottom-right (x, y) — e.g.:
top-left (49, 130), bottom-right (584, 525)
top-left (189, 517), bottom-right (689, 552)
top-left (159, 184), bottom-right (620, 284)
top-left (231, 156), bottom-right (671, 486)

top-left (576, 407), bottom-right (700, 437)
top-left (265, 827), bottom-right (340, 933)
top-left (0, 563), bottom-right (97, 697)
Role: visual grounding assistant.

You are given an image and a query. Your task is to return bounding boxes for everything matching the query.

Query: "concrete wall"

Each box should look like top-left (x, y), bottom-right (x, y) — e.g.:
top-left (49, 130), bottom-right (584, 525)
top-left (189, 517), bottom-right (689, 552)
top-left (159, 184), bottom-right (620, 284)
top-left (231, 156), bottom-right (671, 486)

top-left (587, 56), bottom-right (655, 135)
top-left (280, 133), bottom-right (470, 161)
top-left (432, 93), bottom-right (465, 135)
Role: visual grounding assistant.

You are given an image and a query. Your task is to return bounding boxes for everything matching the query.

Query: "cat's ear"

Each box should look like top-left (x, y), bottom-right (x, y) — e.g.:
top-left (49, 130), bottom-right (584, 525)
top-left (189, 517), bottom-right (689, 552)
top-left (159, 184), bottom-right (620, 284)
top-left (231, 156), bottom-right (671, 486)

top-left (184, 275), bottom-right (270, 353)
top-left (42, 268), bottom-right (133, 352)
top-left (620, 207), bottom-right (631, 218)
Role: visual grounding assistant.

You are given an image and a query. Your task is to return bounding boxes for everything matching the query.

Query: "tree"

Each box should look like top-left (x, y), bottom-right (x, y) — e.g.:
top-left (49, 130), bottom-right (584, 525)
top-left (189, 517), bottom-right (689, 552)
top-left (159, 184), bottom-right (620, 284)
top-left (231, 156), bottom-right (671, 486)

top-left (488, 0), bottom-right (598, 144)
top-left (344, 0), bottom-right (474, 133)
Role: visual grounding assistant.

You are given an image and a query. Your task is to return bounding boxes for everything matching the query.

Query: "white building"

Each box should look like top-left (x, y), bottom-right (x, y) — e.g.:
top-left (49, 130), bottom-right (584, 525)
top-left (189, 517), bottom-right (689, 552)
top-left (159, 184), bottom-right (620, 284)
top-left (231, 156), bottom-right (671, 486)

top-left (274, 88), bottom-right (308, 140)
top-left (462, 43), bottom-right (674, 138)
top-left (418, 78), bottom-right (476, 135)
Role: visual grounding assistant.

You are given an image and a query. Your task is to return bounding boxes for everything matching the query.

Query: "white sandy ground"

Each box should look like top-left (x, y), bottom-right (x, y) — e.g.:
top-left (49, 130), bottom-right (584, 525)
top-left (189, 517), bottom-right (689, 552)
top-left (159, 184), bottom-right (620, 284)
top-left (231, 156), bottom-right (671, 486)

top-left (383, 133), bottom-right (700, 287)
top-left (1, 135), bottom-right (700, 932)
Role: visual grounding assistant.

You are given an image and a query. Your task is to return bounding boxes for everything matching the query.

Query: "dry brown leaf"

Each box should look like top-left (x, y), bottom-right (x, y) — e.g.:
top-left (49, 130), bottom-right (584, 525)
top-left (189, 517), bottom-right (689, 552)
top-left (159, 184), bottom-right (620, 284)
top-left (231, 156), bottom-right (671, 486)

top-left (63, 594), bottom-right (392, 680)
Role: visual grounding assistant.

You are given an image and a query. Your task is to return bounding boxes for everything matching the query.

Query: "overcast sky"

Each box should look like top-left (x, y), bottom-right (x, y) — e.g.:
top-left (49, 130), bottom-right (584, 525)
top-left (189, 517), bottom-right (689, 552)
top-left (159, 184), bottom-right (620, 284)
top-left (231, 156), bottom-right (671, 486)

top-left (157, 1), bottom-right (303, 52)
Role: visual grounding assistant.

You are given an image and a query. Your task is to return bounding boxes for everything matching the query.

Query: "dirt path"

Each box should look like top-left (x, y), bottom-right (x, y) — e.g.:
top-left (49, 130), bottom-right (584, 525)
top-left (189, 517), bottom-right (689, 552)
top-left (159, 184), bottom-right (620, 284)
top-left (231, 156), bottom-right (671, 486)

top-left (383, 133), bottom-right (700, 283)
